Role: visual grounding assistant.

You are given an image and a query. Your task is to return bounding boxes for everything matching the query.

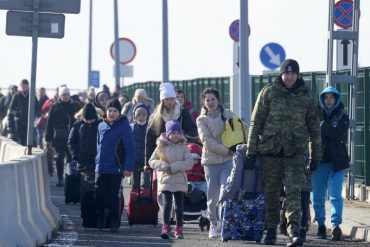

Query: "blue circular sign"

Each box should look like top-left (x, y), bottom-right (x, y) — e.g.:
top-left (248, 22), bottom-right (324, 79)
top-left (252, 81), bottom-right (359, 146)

top-left (259, 43), bottom-right (285, 70)
top-left (334, 0), bottom-right (353, 29)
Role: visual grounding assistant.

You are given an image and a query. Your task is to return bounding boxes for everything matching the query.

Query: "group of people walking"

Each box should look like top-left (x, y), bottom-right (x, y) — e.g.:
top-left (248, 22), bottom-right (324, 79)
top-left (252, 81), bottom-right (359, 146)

top-left (0, 58), bottom-right (349, 245)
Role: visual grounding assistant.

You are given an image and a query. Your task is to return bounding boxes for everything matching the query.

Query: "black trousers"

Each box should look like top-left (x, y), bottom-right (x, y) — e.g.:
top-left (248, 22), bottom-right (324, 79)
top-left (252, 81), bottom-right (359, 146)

top-left (54, 145), bottom-right (71, 181)
top-left (162, 191), bottom-right (184, 227)
top-left (95, 174), bottom-right (122, 222)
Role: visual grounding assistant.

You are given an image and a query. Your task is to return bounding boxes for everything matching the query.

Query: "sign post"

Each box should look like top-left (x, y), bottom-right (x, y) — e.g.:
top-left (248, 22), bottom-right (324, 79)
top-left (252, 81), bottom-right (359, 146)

top-left (0, 0), bottom-right (81, 154)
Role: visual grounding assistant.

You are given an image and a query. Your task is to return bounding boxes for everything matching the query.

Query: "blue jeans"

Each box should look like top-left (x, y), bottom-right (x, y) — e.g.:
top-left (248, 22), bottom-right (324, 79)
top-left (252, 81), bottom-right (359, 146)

top-left (311, 162), bottom-right (345, 228)
top-left (204, 160), bottom-right (233, 225)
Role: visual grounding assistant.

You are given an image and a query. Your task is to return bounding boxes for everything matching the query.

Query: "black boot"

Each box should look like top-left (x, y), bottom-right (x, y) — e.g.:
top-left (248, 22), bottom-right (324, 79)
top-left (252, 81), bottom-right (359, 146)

top-left (264, 228), bottom-right (277, 245)
top-left (110, 219), bottom-right (120, 233)
top-left (299, 228), bottom-right (307, 242)
top-left (331, 226), bottom-right (342, 241)
top-left (287, 232), bottom-right (303, 247)
top-left (97, 209), bottom-right (109, 229)
top-left (317, 225), bottom-right (327, 239)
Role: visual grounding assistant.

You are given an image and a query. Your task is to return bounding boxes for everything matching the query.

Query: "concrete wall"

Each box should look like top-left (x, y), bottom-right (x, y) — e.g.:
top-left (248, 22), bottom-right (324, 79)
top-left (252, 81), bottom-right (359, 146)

top-left (0, 136), bottom-right (60, 247)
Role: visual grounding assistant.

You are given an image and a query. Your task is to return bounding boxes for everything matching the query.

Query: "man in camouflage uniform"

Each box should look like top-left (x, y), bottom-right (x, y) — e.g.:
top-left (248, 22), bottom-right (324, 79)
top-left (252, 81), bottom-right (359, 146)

top-left (246, 59), bottom-right (322, 246)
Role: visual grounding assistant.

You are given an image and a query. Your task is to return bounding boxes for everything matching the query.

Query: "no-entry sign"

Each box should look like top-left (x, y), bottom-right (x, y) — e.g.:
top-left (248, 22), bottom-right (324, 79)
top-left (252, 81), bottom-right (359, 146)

top-left (110, 38), bottom-right (136, 65)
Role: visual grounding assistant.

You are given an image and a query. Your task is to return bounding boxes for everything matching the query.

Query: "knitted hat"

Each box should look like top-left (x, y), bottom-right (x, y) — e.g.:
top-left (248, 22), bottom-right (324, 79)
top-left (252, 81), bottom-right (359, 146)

top-left (133, 103), bottom-right (150, 117)
top-left (159, 83), bottom-right (176, 101)
top-left (165, 119), bottom-right (181, 137)
top-left (106, 98), bottom-right (122, 113)
top-left (59, 86), bottom-right (70, 95)
top-left (134, 88), bottom-right (147, 99)
top-left (280, 59), bottom-right (300, 75)
top-left (82, 103), bottom-right (97, 120)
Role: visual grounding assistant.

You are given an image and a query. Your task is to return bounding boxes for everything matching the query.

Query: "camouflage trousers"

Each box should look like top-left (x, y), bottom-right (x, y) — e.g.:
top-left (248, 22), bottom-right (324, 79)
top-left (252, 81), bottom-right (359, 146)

top-left (261, 154), bottom-right (306, 234)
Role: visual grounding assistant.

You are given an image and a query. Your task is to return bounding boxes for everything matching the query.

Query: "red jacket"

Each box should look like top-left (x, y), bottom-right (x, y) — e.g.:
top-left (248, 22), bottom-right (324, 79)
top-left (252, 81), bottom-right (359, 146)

top-left (186, 162), bottom-right (205, 182)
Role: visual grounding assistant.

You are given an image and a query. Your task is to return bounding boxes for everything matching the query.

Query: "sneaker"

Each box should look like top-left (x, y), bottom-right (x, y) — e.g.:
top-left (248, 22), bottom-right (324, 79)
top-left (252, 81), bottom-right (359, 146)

top-left (174, 226), bottom-right (184, 239)
top-left (287, 231), bottom-right (303, 246)
top-left (160, 224), bottom-right (171, 239)
top-left (299, 228), bottom-right (307, 242)
top-left (264, 228), bottom-right (277, 245)
top-left (208, 223), bottom-right (218, 239)
top-left (317, 225), bottom-right (327, 239)
top-left (331, 226), bottom-right (342, 241)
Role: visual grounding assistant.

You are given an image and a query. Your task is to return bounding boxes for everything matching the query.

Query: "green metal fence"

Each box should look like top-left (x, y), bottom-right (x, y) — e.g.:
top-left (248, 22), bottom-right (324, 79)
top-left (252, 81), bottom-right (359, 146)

top-left (123, 67), bottom-right (370, 185)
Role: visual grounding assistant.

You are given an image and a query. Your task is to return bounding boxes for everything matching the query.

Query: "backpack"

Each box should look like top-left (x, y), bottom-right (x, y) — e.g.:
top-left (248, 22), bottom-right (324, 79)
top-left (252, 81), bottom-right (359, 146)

top-left (221, 116), bottom-right (248, 151)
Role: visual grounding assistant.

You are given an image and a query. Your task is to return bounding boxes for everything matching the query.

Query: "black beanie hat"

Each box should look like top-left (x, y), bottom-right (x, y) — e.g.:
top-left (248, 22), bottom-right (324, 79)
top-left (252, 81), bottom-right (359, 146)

top-left (280, 59), bottom-right (300, 75)
top-left (106, 98), bottom-right (122, 113)
top-left (82, 103), bottom-right (97, 120)
top-left (133, 103), bottom-right (150, 116)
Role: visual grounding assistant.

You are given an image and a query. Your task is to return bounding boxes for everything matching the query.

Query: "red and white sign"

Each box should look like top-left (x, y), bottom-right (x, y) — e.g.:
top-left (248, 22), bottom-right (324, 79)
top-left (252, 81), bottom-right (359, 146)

top-left (110, 37), bottom-right (136, 65)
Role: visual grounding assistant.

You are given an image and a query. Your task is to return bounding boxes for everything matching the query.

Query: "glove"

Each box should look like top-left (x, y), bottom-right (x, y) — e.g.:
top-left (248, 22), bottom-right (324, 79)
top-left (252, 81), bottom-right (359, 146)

top-left (244, 155), bottom-right (257, 170)
top-left (158, 163), bottom-right (171, 173)
top-left (307, 159), bottom-right (320, 172)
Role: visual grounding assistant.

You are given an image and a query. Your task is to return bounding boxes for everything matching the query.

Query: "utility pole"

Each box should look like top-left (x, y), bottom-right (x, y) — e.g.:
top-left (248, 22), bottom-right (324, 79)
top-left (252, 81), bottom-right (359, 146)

top-left (239, 0), bottom-right (251, 123)
top-left (162, 0), bottom-right (169, 84)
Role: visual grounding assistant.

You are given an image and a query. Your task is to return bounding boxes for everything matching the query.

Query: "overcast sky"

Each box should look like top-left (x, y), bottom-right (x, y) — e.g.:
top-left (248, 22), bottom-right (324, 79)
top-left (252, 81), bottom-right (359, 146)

top-left (0, 0), bottom-right (369, 92)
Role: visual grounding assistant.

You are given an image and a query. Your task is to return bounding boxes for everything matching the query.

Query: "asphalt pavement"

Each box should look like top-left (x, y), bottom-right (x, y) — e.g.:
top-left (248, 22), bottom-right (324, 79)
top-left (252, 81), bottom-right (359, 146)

top-left (42, 174), bottom-right (369, 247)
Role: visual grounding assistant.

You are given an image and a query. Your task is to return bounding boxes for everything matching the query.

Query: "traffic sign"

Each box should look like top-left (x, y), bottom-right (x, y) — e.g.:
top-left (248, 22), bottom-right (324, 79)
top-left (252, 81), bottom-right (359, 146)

top-left (110, 38), bottom-right (137, 65)
top-left (259, 43), bottom-right (285, 70)
top-left (90, 70), bottom-right (100, 88)
top-left (337, 39), bottom-right (352, 70)
top-left (6, 10), bottom-right (65, 38)
top-left (228, 19), bottom-right (250, 42)
top-left (0, 0), bottom-right (81, 14)
top-left (112, 65), bottom-right (134, 77)
top-left (334, 0), bottom-right (353, 29)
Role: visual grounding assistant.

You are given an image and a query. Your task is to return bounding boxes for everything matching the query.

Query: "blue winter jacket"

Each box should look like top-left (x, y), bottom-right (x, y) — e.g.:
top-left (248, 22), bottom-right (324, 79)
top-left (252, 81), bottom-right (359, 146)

top-left (95, 116), bottom-right (135, 174)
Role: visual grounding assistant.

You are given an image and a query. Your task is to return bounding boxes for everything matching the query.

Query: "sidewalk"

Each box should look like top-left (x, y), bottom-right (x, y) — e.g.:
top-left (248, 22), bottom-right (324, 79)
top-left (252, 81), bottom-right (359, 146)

top-left (315, 198), bottom-right (370, 242)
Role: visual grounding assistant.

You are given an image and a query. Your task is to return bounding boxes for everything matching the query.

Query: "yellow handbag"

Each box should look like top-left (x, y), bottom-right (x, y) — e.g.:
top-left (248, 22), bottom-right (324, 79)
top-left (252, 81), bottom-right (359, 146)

top-left (221, 116), bottom-right (248, 151)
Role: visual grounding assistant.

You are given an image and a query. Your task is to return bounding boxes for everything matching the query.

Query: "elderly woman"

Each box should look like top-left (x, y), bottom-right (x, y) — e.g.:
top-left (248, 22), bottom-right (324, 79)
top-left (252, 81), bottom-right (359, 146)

top-left (121, 88), bottom-right (154, 123)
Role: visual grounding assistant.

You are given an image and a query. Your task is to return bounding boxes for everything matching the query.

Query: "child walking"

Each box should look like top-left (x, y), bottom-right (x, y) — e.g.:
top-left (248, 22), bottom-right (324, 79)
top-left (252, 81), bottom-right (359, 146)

top-left (95, 98), bottom-right (135, 232)
top-left (130, 103), bottom-right (151, 189)
top-left (149, 120), bottom-right (193, 239)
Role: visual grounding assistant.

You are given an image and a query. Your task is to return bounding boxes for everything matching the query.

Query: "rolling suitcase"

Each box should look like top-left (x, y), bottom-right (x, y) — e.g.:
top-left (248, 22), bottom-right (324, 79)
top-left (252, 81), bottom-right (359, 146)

top-left (64, 161), bottom-right (81, 204)
top-left (127, 170), bottom-right (159, 226)
top-left (221, 155), bottom-right (265, 243)
top-left (80, 173), bottom-right (124, 228)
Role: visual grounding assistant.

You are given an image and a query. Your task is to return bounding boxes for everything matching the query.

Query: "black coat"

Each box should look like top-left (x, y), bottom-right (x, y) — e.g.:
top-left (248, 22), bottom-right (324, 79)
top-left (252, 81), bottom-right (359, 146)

top-left (320, 103), bottom-right (350, 172)
top-left (45, 99), bottom-right (79, 148)
top-left (7, 92), bottom-right (39, 129)
top-left (145, 107), bottom-right (198, 165)
top-left (68, 119), bottom-right (100, 170)
top-left (132, 122), bottom-right (147, 167)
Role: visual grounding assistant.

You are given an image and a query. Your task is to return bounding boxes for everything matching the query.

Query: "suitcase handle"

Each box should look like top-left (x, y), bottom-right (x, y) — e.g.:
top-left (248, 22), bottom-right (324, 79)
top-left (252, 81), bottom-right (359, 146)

top-left (136, 169), bottom-right (154, 199)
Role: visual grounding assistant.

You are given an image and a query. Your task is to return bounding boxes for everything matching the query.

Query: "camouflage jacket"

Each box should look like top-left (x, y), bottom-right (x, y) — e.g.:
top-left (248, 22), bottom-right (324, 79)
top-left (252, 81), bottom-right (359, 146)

top-left (247, 77), bottom-right (322, 160)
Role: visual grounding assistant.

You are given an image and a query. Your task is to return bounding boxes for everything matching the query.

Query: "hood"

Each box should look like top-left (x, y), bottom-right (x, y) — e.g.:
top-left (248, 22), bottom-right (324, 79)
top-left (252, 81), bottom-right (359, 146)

top-left (156, 133), bottom-right (186, 146)
top-left (319, 86), bottom-right (341, 116)
top-left (94, 91), bottom-right (109, 109)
